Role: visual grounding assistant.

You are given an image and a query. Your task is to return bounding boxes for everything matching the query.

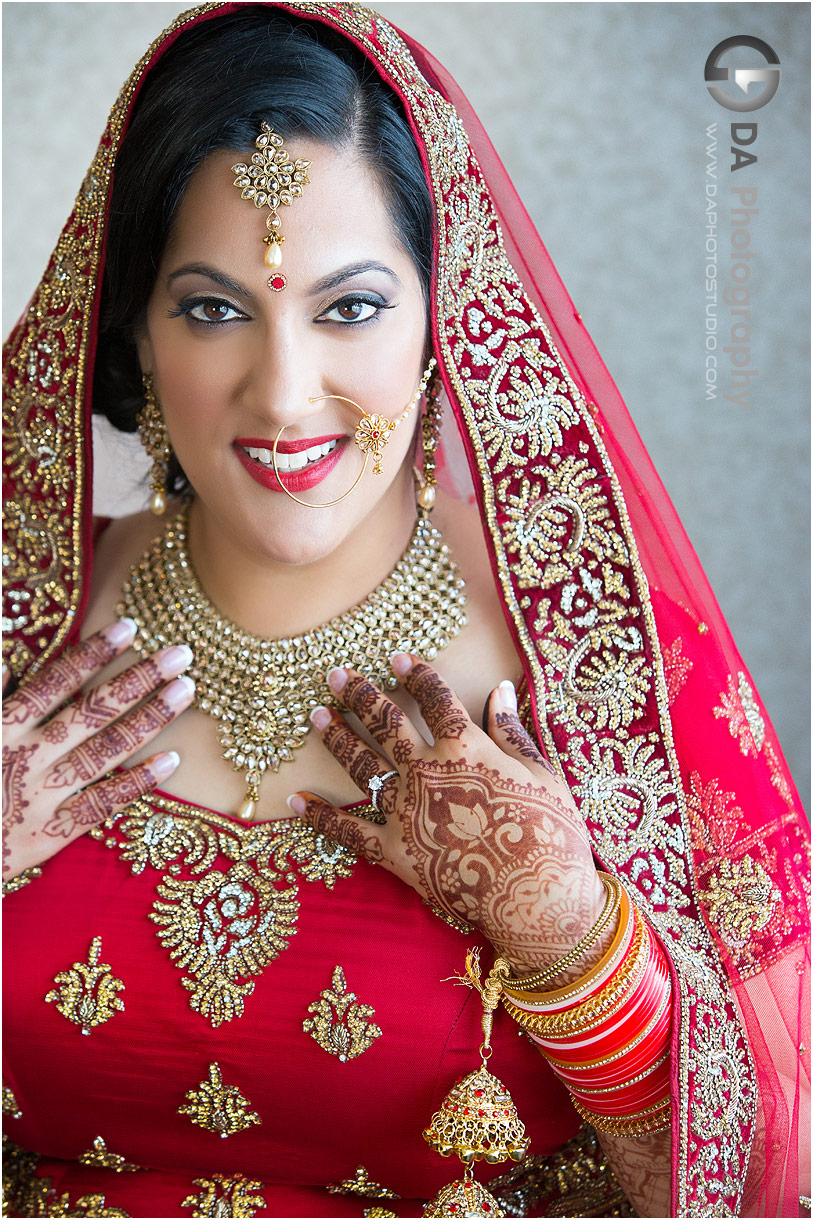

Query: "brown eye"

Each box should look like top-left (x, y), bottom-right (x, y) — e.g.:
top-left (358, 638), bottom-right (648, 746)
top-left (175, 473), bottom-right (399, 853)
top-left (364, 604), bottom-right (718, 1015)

top-left (322, 297), bottom-right (380, 324)
top-left (186, 298), bottom-right (243, 324)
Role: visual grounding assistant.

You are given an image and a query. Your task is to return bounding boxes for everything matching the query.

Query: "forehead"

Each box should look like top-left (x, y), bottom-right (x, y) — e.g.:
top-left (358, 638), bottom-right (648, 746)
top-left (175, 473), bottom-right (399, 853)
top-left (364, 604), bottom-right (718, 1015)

top-left (161, 143), bottom-right (405, 273)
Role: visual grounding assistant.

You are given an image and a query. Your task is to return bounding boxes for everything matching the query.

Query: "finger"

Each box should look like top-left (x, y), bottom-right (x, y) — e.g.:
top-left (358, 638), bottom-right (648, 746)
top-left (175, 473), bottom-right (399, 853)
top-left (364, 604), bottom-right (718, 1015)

top-left (41, 645), bottom-right (193, 752)
top-left (1, 619), bottom-right (138, 730)
top-left (486, 681), bottom-right (560, 777)
top-left (390, 653), bottom-right (470, 742)
top-left (41, 751), bottom-right (180, 840)
top-left (288, 792), bottom-right (386, 865)
top-left (43, 676), bottom-right (194, 791)
top-left (2, 664), bottom-right (10, 695)
top-left (312, 705), bottom-right (395, 798)
top-left (326, 667), bottom-right (422, 760)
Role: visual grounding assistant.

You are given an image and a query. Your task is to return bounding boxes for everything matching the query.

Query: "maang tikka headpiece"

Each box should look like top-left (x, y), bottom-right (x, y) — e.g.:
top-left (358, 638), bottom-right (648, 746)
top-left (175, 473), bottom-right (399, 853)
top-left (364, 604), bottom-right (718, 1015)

top-left (232, 121), bottom-right (311, 292)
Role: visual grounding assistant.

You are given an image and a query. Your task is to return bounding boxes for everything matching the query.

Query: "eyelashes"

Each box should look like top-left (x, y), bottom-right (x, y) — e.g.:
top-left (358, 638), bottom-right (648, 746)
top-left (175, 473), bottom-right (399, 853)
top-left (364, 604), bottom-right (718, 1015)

top-left (166, 292), bottom-right (396, 329)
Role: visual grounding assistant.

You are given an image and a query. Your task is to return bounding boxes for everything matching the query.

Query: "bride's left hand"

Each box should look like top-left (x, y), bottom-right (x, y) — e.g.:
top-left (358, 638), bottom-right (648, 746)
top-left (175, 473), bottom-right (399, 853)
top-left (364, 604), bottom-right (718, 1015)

top-left (288, 653), bottom-right (604, 975)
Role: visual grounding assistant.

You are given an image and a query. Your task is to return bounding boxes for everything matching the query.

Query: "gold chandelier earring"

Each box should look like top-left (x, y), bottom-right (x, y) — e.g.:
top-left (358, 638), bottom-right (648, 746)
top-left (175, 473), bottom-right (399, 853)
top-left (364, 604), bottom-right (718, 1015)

top-left (137, 374), bottom-right (173, 516)
top-left (416, 362), bottom-right (443, 513)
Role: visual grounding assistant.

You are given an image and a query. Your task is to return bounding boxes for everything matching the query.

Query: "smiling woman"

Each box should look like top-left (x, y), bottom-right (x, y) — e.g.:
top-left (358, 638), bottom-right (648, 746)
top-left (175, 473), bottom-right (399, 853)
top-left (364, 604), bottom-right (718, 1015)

top-left (2, 4), bottom-right (809, 1219)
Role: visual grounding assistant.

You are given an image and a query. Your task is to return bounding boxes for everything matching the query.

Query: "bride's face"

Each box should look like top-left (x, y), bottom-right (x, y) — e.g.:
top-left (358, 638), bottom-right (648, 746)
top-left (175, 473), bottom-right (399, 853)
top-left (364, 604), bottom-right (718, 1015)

top-left (137, 144), bottom-right (428, 565)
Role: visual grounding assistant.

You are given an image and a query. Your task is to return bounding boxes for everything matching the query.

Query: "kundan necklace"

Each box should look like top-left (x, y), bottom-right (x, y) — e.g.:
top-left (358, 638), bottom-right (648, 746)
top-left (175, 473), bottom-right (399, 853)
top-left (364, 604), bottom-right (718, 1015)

top-left (117, 501), bottom-right (468, 820)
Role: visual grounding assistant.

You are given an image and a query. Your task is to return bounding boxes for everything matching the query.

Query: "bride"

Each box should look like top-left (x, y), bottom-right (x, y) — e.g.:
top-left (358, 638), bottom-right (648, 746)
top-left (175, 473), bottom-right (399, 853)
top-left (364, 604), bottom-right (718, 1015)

top-left (3, 5), bottom-right (808, 1218)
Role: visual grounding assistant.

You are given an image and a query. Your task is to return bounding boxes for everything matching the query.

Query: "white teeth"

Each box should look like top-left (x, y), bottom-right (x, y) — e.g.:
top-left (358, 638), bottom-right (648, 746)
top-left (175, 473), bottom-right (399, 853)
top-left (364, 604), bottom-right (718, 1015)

top-left (244, 439), bottom-right (338, 470)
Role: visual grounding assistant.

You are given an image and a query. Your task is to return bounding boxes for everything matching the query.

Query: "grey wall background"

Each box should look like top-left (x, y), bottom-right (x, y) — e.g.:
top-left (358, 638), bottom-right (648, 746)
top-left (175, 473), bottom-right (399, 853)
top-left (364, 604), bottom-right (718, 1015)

top-left (3, 2), bottom-right (809, 808)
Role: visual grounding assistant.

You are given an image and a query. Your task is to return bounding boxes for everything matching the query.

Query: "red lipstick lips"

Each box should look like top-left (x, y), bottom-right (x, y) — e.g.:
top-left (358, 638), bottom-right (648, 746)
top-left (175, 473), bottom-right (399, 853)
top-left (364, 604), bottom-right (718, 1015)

top-left (234, 435), bottom-right (348, 494)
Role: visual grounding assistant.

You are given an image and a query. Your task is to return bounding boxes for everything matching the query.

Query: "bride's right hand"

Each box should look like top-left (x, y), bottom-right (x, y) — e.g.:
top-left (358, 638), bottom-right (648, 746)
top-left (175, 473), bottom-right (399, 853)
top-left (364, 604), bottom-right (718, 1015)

top-left (2, 618), bottom-right (194, 882)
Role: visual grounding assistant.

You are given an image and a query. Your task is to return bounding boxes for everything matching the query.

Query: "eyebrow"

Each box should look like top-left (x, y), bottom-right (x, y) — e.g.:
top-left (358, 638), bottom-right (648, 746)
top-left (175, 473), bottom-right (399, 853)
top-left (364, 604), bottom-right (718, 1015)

top-left (165, 259), bottom-right (402, 297)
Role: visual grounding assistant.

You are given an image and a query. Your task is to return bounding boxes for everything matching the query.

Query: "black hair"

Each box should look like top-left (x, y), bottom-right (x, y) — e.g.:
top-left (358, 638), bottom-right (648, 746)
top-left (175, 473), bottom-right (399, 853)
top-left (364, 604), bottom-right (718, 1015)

top-left (93, 6), bottom-right (433, 495)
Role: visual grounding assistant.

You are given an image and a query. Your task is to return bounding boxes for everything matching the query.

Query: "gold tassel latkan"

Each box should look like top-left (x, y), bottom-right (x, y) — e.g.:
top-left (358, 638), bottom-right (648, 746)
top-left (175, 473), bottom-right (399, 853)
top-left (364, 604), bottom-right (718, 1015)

top-left (422, 951), bottom-right (529, 1217)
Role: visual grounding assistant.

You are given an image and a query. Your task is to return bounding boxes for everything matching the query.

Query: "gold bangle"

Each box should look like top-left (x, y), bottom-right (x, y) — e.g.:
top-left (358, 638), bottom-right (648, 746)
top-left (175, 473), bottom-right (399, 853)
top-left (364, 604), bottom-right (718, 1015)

top-left (564, 1049), bottom-right (671, 1095)
top-left (503, 884), bottom-right (633, 1005)
top-left (503, 914), bottom-right (649, 1039)
top-left (544, 980), bottom-right (673, 1072)
top-left (499, 873), bottom-right (622, 992)
top-left (569, 1096), bottom-right (671, 1138)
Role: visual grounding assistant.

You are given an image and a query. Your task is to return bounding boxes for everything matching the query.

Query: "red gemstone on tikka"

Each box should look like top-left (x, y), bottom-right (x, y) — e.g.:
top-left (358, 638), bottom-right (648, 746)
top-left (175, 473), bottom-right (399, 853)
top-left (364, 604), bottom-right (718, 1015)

top-left (448, 1206), bottom-right (459, 1214)
top-left (267, 274), bottom-right (287, 291)
top-left (483, 1205), bottom-right (492, 1213)
top-left (475, 1089), bottom-right (483, 1097)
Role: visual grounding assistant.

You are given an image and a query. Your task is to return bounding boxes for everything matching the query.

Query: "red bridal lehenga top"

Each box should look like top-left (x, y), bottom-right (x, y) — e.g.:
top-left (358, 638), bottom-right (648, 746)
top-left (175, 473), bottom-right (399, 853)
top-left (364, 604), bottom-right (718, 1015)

top-left (3, 784), bottom-right (618, 1219)
top-left (2, 3), bottom-right (809, 1217)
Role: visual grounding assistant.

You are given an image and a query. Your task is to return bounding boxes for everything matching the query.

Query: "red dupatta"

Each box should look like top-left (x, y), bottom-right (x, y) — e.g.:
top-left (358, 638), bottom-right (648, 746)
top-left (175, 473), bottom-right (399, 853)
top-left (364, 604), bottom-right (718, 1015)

top-left (3, 4), bottom-right (808, 1214)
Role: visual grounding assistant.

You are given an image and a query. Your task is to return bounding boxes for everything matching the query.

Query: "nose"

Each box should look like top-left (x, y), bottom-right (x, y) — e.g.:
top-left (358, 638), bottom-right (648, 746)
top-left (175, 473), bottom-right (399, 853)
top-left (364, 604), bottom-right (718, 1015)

top-left (238, 325), bottom-right (320, 432)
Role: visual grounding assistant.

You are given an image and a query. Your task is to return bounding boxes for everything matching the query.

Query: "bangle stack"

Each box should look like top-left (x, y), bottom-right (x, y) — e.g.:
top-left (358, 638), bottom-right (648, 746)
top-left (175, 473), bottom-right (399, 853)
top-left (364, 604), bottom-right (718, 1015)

top-left (500, 874), bottom-right (672, 1138)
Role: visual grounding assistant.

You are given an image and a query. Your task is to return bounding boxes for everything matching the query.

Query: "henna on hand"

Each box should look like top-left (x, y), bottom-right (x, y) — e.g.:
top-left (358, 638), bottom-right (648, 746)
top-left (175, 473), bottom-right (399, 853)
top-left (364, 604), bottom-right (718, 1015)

top-left (402, 661), bottom-right (470, 741)
top-left (299, 794), bottom-right (386, 863)
top-left (1, 631), bottom-right (119, 727)
top-left (44, 698), bottom-right (174, 790)
top-left (306, 660), bottom-right (603, 975)
top-left (42, 761), bottom-right (169, 839)
top-left (320, 713), bottom-right (394, 797)
top-left (493, 710), bottom-right (558, 776)
top-left (3, 743), bottom-right (38, 867)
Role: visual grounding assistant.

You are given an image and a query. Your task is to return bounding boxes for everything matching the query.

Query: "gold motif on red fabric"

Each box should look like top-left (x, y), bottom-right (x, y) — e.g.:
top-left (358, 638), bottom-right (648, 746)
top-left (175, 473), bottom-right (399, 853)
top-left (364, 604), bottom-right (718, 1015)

top-left (704, 856), bottom-right (779, 946)
top-left (686, 770), bottom-right (807, 976)
top-left (327, 1165), bottom-right (400, 1199)
top-left (44, 937), bottom-right (125, 1035)
top-left (79, 1137), bottom-right (140, 1174)
top-left (181, 1172), bottom-right (267, 1216)
top-left (303, 966), bottom-right (382, 1061)
top-left (93, 795), bottom-right (357, 1028)
top-left (178, 1062), bottom-right (261, 1138)
top-left (3, 1085), bottom-right (22, 1119)
top-left (714, 672), bottom-right (765, 757)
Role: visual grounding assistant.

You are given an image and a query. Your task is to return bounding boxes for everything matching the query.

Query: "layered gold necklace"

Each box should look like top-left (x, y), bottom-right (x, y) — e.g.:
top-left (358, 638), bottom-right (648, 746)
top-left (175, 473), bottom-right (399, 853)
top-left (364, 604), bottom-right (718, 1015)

top-left (118, 502), bottom-right (467, 820)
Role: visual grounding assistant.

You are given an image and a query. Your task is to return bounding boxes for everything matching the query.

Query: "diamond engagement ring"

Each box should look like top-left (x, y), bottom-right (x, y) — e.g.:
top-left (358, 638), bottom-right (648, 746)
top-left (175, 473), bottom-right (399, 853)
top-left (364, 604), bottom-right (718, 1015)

top-left (367, 770), bottom-right (397, 812)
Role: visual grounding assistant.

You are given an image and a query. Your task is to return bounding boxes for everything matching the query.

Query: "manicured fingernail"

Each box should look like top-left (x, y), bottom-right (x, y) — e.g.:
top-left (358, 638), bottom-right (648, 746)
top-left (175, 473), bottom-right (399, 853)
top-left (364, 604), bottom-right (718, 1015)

top-left (391, 651), bottom-right (414, 677)
top-left (327, 667), bottom-right (348, 693)
top-left (165, 674), bottom-right (195, 706)
top-left (159, 644), bottom-right (193, 675)
top-left (152, 750), bottom-right (180, 780)
top-left (498, 680), bottom-right (517, 711)
top-left (310, 706), bottom-right (331, 731)
top-left (107, 618), bottom-right (138, 646)
top-left (286, 794), bottom-right (306, 814)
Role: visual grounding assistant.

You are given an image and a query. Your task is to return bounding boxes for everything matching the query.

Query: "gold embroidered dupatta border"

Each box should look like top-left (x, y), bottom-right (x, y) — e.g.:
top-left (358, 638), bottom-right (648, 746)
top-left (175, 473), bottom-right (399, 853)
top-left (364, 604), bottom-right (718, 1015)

top-left (1, 4), bottom-right (756, 1213)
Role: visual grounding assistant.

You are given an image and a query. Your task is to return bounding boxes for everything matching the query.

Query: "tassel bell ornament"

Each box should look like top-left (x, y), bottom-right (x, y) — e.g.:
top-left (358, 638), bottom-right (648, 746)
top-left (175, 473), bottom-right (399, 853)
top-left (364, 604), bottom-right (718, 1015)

top-left (423, 952), bottom-right (529, 1217)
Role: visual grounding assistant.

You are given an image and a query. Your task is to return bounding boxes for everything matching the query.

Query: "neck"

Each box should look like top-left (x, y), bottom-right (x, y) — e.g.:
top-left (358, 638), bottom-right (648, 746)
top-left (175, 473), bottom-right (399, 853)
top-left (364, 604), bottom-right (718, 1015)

top-left (184, 468), bottom-right (419, 639)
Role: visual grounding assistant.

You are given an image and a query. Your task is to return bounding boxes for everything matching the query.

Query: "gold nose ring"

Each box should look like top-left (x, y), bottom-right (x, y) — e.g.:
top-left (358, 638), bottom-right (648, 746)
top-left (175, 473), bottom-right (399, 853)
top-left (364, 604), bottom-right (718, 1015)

top-left (271, 396), bottom-right (368, 508)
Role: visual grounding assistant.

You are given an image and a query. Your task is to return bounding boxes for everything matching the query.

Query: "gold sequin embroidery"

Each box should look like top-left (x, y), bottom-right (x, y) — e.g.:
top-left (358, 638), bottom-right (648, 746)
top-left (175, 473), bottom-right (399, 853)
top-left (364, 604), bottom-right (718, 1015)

top-left (704, 856), bottom-right (780, 947)
top-left (714, 672), bottom-right (765, 756)
top-left (2, 865), bottom-right (43, 897)
top-left (303, 966), bottom-right (382, 1061)
top-left (327, 1165), bottom-right (400, 1199)
top-left (44, 937), bottom-right (125, 1035)
top-left (178, 1063), bottom-right (261, 1139)
top-left (181, 1173), bottom-right (266, 1217)
top-left (79, 1137), bottom-right (140, 1174)
top-left (3, 1085), bottom-right (22, 1119)
top-left (92, 795), bottom-right (357, 1028)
